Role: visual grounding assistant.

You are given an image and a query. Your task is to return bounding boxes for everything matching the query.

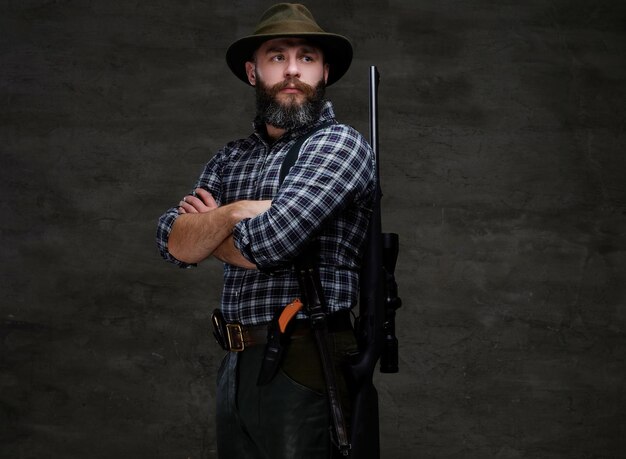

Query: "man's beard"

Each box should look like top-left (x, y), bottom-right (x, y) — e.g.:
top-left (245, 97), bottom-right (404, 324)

top-left (254, 74), bottom-right (326, 131)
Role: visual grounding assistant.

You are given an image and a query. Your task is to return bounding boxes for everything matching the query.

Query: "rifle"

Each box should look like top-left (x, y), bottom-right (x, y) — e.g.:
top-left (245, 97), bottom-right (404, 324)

top-left (349, 66), bottom-right (402, 458)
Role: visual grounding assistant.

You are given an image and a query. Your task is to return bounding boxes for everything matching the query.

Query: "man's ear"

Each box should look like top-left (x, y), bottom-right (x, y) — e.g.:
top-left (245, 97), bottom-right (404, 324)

top-left (323, 63), bottom-right (329, 84)
top-left (245, 61), bottom-right (256, 86)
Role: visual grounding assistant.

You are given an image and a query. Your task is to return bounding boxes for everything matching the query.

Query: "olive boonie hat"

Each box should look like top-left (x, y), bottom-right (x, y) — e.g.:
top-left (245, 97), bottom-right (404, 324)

top-left (226, 3), bottom-right (353, 86)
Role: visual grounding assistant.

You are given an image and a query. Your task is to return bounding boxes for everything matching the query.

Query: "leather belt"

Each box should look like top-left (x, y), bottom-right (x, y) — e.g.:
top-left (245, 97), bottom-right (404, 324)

top-left (225, 323), bottom-right (264, 351)
top-left (212, 309), bottom-right (353, 352)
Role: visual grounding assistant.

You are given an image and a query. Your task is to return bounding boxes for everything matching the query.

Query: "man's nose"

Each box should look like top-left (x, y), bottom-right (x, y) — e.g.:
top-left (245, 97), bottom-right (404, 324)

top-left (284, 55), bottom-right (301, 79)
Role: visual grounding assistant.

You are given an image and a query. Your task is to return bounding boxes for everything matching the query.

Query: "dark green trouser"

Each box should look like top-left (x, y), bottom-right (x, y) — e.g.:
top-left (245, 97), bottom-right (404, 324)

top-left (216, 331), bottom-right (356, 459)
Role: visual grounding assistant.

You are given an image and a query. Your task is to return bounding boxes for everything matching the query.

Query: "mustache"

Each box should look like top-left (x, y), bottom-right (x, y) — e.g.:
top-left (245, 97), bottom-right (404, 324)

top-left (265, 78), bottom-right (317, 97)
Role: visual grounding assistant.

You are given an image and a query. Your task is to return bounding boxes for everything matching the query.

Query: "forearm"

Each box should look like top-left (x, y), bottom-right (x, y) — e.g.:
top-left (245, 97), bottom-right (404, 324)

top-left (213, 235), bottom-right (256, 269)
top-left (168, 204), bottom-right (242, 264)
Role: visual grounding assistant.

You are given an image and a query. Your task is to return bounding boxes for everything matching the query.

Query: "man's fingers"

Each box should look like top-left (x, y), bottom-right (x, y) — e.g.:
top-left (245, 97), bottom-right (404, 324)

top-left (194, 188), bottom-right (218, 209)
top-left (177, 189), bottom-right (217, 215)
top-left (183, 194), bottom-right (208, 211)
top-left (179, 200), bottom-right (198, 214)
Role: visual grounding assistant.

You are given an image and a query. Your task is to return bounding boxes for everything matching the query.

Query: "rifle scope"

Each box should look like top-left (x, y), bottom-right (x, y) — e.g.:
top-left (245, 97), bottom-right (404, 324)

top-left (380, 232), bottom-right (401, 373)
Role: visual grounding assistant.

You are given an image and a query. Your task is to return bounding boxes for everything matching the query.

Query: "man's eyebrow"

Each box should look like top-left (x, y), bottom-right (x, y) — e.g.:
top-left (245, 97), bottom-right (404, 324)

top-left (264, 45), bottom-right (287, 54)
top-left (299, 45), bottom-right (321, 55)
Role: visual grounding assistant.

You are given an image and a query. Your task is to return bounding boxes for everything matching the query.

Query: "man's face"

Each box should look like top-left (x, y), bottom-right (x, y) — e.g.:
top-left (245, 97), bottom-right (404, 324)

top-left (245, 37), bottom-right (329, 104)
top-left (245, 38), bottom-right (330, 130)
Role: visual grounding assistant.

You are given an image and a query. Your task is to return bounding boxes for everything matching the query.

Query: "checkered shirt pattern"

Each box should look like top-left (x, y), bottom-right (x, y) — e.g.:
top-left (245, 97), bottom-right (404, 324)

top-left (157, 101), bottom-right (375, 326)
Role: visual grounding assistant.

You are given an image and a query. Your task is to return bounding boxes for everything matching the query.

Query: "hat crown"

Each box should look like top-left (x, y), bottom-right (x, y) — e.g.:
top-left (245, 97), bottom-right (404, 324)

top-left (255, 3), bottom-right (325, 35)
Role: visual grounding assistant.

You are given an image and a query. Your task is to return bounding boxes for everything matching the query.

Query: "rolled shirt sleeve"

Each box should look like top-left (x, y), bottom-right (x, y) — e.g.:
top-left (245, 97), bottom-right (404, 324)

top-left (156, 206), bottom-right (192, 268)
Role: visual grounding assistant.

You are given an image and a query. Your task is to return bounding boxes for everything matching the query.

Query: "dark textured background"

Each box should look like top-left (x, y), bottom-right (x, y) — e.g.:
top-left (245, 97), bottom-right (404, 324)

top-left (2, 1), bottom-right (625, 458)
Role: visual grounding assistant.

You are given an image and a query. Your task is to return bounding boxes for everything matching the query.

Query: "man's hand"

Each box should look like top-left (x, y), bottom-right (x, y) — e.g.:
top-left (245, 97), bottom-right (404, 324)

top-left (231, 199), bottom-right (272, 220)
top-left (178, 187), bottom-right (218, 214)
top-left (178, 187), bottom-right (271, 219)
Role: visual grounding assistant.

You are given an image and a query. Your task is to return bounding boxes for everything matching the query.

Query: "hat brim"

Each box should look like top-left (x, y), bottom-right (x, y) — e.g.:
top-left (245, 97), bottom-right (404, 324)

top-left (226, 33), bottom-right (353, 86)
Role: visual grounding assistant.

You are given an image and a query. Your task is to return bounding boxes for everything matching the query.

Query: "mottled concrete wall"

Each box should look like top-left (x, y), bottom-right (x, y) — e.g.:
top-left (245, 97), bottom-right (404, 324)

top-left (1, 1), bottom-right (625, 458)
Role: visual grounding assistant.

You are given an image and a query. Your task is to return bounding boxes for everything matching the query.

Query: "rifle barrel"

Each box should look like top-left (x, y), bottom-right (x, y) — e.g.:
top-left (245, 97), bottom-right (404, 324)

top-left (350, 65), bottom-right (385, 459)
top-left (369, 66), bottom-right (380, 175)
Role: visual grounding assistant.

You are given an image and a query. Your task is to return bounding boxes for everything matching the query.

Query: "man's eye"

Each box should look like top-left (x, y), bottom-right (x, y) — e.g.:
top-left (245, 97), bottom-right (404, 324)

top-left (302, 56), bottom-right (314, 62)
top-left (272, 55), bottom-right (285, 62)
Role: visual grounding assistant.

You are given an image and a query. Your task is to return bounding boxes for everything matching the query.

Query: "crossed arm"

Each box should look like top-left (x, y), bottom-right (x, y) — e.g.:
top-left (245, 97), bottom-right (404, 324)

top-left (168, 187), bottom-right (271, 269)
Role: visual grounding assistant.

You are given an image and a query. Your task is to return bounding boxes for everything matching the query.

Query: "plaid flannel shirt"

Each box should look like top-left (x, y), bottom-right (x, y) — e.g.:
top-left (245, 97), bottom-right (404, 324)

top-left (156, 101), bottom-right (375, 326)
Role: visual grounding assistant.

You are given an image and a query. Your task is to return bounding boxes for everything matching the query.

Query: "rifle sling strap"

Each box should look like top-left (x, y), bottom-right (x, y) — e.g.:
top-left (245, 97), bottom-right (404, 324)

top-left (280, 120), bottom-right (351, 455)
top-left (279, 120), bottom-right (334, 184)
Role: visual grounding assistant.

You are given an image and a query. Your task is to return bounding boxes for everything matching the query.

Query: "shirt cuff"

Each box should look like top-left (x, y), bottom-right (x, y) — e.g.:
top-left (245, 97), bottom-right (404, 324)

top-left (157, 208), bottom-right (196, 269)
top-left (233, 218), bottom-right (256, 264)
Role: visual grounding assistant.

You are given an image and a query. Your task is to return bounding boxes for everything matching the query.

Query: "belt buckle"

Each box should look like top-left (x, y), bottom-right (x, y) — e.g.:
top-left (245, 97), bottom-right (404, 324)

top-left (226, 323), bottom-right (245, 352)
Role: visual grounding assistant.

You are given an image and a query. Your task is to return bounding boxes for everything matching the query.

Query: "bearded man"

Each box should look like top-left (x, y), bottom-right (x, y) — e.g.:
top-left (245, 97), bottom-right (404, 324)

top-left (157, 4), bottom-right (374, 458)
